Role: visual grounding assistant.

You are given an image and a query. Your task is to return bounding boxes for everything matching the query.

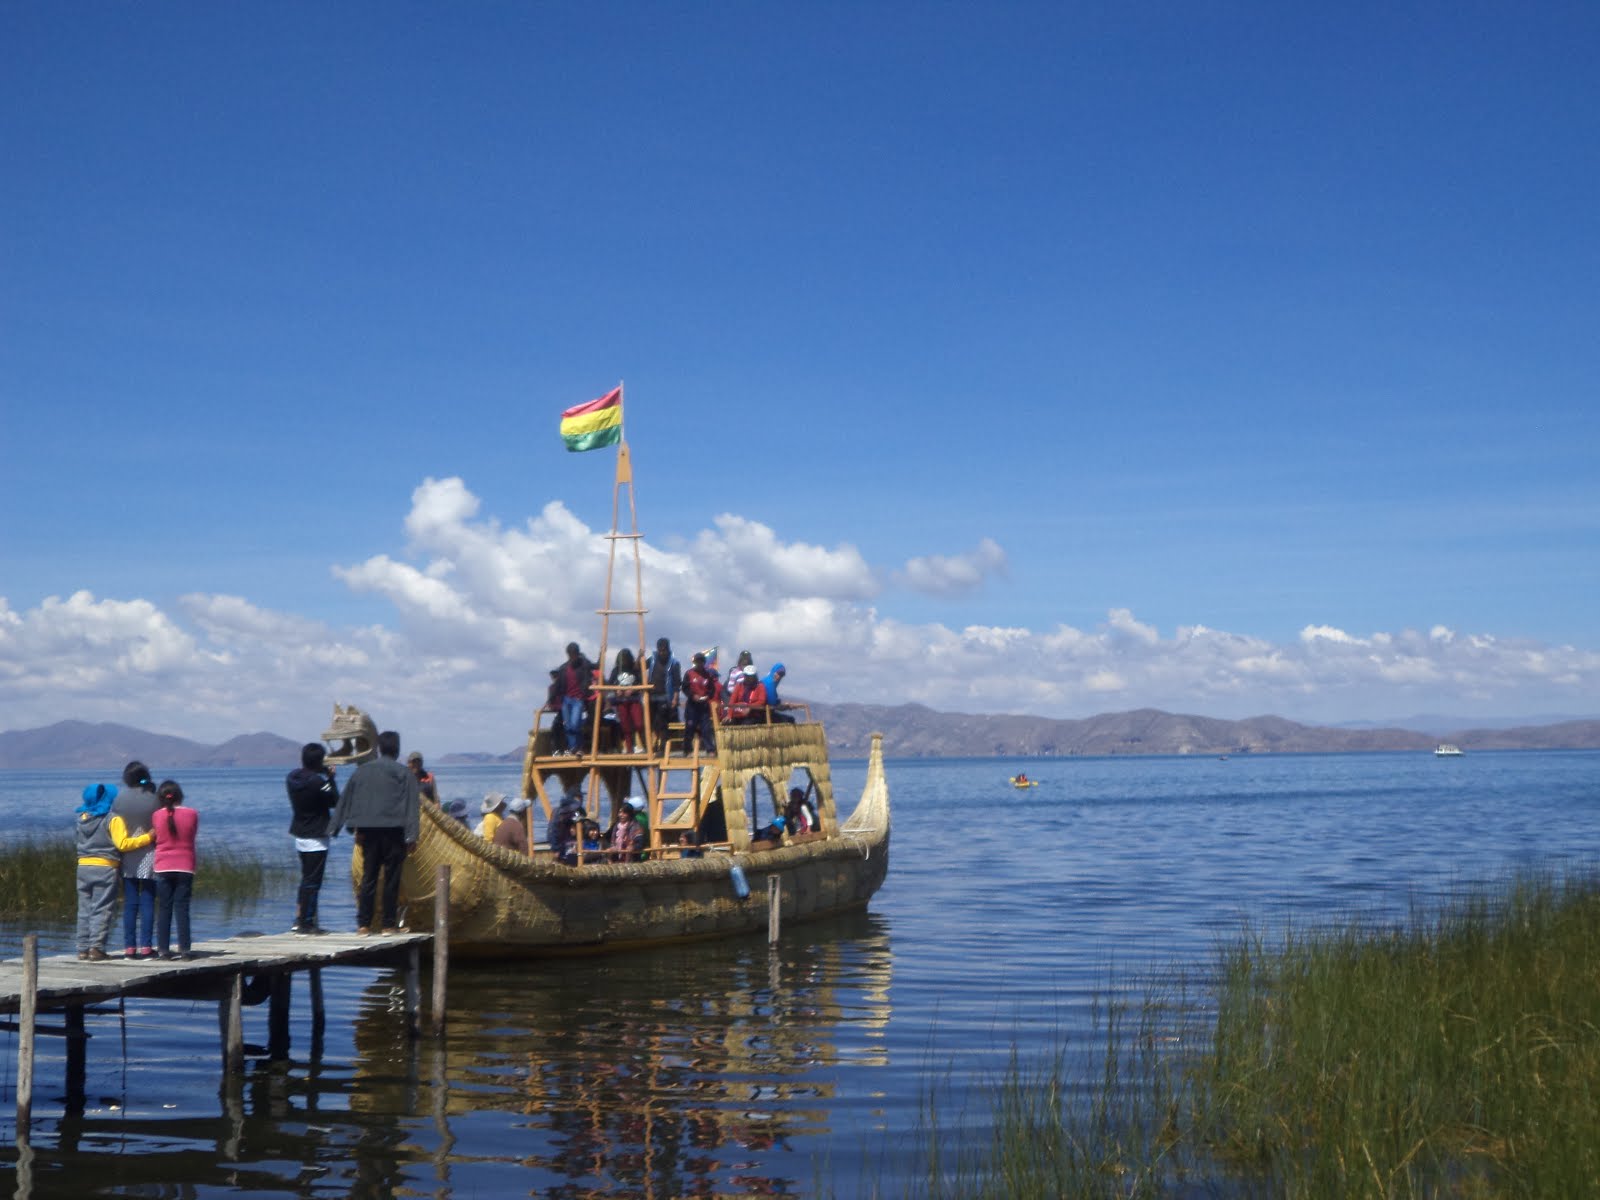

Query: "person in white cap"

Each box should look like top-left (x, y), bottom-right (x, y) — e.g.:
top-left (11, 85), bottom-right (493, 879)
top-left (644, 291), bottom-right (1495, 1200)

top-left (493, 796), bottom-right (531, 853)
top-left (474, 791), bottom-right (506, 840)
top-left (722, 664), bottom-right (769, 725)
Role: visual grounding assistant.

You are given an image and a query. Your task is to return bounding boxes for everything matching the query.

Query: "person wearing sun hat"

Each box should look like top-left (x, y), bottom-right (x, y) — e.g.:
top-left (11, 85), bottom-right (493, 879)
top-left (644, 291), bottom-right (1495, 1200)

top-left (492, 796), bottom-right (531, 853)
top-left (475, 791), bottom-right (507, 840)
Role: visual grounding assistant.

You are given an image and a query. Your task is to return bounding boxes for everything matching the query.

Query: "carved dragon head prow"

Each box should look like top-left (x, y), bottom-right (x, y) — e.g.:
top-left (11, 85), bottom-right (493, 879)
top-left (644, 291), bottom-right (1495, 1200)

top-left (322, 702), bottom-right (379, 766)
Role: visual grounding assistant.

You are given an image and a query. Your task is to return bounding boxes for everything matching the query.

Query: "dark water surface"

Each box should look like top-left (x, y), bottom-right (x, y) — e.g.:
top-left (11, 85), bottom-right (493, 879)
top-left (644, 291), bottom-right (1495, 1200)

top-left (3, 751), bottom-right (1597, 1196)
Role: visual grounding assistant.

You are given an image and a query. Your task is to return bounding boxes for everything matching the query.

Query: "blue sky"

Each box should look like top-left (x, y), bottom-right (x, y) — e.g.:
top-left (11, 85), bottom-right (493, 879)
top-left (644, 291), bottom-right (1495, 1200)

top-left (3, 3), bottom-right (1598, 752)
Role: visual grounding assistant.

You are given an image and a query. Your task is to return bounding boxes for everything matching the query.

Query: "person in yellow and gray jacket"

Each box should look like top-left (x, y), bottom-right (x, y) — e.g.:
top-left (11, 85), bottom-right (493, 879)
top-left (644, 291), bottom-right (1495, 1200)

top-left (76, 782), bottom-right (151, 962)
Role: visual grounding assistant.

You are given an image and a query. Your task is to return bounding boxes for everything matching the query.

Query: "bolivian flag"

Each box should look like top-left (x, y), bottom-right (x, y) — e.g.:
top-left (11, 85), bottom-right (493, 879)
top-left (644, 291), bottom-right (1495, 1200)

top-left (560, 387), bottom-right (623, 452)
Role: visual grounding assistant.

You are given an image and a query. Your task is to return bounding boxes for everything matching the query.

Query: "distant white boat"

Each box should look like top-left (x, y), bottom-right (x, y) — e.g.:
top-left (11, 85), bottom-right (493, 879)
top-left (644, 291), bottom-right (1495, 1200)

top-left (1434, 743), bottom-right (1465, 757)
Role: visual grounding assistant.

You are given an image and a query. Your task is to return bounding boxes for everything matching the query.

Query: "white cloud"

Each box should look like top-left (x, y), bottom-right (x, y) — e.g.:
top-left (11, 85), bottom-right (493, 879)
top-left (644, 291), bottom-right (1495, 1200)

top-left (899, 537), bottom-right (1007, 596)
top-left (3, 476), bottom-right (1599, 749)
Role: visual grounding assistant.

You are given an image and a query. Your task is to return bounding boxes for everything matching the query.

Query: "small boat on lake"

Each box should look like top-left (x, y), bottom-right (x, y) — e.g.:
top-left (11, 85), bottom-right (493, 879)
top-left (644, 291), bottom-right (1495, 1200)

top-left (1008, 775), bottom-right (1039, 788)
top-left (328, 399), bottom-right (890, 957)
top-left (1434, 743), bottom-right (1465, 757)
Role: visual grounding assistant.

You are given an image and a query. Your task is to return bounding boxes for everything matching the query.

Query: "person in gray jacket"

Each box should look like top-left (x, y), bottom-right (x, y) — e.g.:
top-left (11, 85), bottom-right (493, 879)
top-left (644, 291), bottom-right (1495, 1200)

top-left (110, 761), bottom-right (160, 958)
top-left (330, 729), bottom-right (420, 934)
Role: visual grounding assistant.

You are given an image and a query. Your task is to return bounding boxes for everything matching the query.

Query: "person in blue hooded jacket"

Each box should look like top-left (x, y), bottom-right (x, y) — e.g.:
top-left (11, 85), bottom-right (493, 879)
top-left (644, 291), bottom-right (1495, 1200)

top-left (762, 662), bottom-right (795, 723)
top-left (77, 782), bottom-right (150, 961)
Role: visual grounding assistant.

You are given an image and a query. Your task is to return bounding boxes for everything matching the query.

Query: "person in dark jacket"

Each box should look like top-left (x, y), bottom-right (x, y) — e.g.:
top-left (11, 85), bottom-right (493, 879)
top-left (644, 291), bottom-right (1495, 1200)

top-left (330, 729), bottom-right (420, 934)
top-left (286, 742), bottom-right (339, 935)
top-left (109, 760), bottom-right (160, 958)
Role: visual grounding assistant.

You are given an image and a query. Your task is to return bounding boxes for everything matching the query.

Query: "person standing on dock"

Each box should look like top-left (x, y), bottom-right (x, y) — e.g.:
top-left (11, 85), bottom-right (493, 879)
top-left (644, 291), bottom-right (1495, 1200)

top-left (76, 781), bottom-right (146, 962)
top-left (151, 780), bottom-right (199, 960)
top-left (331, 729), bottom-right (421, 935)
top-left (110, 760), bottom-right (160, 959)
top-left (286, 742), bottom-right (339, 935)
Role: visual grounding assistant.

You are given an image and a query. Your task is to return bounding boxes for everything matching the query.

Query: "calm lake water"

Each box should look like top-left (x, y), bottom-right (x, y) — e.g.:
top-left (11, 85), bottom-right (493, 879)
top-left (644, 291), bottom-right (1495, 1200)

top-left (3, 751), bottom-right (1598, 1197)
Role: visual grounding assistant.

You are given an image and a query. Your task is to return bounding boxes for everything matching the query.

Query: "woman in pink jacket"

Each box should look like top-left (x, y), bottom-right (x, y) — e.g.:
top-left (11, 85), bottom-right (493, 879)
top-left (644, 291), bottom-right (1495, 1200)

top-left (151, 779), bottom-right (199, 960)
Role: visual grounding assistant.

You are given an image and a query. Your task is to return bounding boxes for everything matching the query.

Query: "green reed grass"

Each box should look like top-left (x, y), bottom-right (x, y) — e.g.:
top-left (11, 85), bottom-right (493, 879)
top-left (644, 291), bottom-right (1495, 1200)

top-left (0, 836), bottom-right (287, 919)
top-left (881, 872), bottom-right (1600, 1199)
top-left (1195, 872), bottom-right (1600, 1197)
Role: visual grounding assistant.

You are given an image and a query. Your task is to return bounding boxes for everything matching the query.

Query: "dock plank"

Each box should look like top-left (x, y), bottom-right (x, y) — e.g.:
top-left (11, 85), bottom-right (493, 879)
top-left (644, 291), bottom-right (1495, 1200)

top-left (0, 931), bottom-right (432, 1014)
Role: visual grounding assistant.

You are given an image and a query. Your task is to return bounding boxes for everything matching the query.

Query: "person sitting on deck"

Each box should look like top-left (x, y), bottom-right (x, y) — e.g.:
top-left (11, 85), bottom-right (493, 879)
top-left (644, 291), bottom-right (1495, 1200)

top-left (475, 791), bottom-right (506, 840)
top-left (681, 650), bottom-right (718, 755)
top-left (608, 801), bottom-right (644, 862)
top-left (549, 808), bottom-right (578, 866)
top-left (580, 818), bottom-right (604, 861)
top-left (722, 666), bottom-right (768, 725)
top-left (785, 787), bottom-right (817, 834)
top-left (722, 650), bottom-right (755, 701)
top-left (493, 796), bottom-right (531, 854)
top-left (761, 662), bottom-right (794, 723)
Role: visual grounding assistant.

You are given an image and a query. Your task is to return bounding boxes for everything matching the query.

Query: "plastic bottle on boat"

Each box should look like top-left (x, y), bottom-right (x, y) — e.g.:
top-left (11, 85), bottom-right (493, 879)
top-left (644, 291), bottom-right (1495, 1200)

top-left (729, 863), bottom-right (750, 899)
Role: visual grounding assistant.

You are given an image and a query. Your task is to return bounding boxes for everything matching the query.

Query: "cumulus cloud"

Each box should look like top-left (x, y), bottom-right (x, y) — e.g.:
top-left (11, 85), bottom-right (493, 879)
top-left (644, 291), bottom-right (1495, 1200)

top-left (898, 537), bottom-right (1007, 596)
top-left (4, 476), bottom-right (1599, 748)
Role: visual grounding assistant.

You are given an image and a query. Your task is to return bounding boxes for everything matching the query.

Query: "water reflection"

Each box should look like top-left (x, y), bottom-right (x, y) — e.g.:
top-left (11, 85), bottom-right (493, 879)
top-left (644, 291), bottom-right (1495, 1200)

top-left (350, 912), bottom-right (892, 1198)
top-left (6, 914), bottom-right (891, 1199)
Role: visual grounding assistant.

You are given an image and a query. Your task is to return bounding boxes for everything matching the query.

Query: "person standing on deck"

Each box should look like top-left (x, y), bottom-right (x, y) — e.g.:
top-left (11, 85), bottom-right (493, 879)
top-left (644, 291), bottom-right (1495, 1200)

top-left (109, 760), bottom-right (160, 959)
top-left (407, 751), bottom-right (437, 802)
top-left (286, 742), bottom-right (339, 935)
top-left (555, 642), bottom-right (595, 755)
top-left (645, 637), bottom-right (681, 753)
top-left (681, 650), bottom-right (718, 754)
top-left (331, 729), bottom-right (421, 934)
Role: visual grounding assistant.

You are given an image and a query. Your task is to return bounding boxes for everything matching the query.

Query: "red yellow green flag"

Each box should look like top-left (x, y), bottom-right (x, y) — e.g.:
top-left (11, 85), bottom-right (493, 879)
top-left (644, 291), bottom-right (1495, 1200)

top-left (560, 387), bottom-right (623, 452)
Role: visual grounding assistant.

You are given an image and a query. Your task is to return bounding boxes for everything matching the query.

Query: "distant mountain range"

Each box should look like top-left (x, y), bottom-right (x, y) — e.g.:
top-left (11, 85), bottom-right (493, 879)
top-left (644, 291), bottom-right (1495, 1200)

top-left (4, 707), bottom-right (1595, 770)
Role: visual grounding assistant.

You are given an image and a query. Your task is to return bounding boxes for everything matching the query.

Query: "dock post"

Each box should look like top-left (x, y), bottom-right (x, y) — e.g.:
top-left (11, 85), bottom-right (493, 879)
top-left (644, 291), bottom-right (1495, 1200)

top-left (431, 864), bottom-right (450, 1037)
top-left (221, 972), bottom-right (244, 1075)
top-left (16, 933), bottom-right (37, 1134)
top-left (309, 967), bottom-right (326, 1060)
top-left (404, 944), bottom-right (421, 1040)
top-left (64, 1005), bottom-right (87, 1110)
top-left (267, 973), bottom-right (292, 1060)
top-left (768, 876), bottom-right (781, 943)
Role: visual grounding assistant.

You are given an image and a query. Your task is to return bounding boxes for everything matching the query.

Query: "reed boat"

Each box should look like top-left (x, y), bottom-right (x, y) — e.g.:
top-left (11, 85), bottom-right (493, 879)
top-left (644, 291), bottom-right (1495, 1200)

top-left (328, 406), bottom-right (890, 957)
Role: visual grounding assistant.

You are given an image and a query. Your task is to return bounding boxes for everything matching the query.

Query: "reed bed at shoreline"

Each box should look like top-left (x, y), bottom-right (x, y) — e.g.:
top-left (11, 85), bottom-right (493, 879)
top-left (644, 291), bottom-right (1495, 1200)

top-left (888, 871), bottom-right (1600, 1198)
top-left (0, 836), bottom-right (286, 919)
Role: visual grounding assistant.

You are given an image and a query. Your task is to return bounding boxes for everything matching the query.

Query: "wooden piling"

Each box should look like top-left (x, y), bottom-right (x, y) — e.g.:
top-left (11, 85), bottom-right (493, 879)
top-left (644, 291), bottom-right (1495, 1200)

top-left (431, 864), bottom-right (450, 1037)
top-left (222, 972), bottom-right (244, 1075)
top-left (404, 945), bottom-right (421, 1039)
top-left (768, 875), bottom-right (781, 943)
top-left (268, 973), bottom-right (292, 1060)
top-left (16, 934), bottom-right (37, 1133)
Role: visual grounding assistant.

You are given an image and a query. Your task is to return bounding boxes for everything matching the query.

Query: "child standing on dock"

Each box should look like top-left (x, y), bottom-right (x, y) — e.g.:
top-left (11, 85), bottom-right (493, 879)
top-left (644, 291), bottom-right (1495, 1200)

top-left (75, 782), bottom-right (147, 962)
top-left (109, 761), bottom-right (160, 959)
top-left (286, 742), bottom-right (339, 935)
top-left (152, 779), bottom-right (199, 960)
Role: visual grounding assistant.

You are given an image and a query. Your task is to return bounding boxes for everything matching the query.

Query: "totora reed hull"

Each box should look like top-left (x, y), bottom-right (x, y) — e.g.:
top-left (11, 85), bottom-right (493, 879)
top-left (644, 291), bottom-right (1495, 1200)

top-left (365, 724), bottom-right (890, 958)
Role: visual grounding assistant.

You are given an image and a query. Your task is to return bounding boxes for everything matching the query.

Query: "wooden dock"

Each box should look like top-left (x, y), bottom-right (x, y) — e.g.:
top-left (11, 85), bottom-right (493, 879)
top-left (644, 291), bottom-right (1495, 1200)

top-left (3, 866), bottom-right (453, 1136)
